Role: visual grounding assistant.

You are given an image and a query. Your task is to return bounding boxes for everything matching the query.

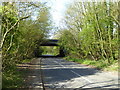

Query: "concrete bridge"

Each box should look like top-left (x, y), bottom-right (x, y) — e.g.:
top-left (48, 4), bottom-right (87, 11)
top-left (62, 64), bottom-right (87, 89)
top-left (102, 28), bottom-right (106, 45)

top-left (40, 39), bottom-right (59, 46)
top-left (35, 39), bottom-right (65, 57)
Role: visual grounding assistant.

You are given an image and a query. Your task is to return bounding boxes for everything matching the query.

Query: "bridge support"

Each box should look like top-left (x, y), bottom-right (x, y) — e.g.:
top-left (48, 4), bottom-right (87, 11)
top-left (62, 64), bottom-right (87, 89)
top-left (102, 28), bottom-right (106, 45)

top-left (35, 39), bottom-right (65, 57)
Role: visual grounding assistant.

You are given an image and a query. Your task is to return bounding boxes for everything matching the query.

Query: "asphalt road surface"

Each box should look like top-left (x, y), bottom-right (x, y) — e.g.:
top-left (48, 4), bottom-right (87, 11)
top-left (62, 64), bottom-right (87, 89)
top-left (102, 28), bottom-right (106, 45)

top-left (41, 58), bottom-right (119, 89)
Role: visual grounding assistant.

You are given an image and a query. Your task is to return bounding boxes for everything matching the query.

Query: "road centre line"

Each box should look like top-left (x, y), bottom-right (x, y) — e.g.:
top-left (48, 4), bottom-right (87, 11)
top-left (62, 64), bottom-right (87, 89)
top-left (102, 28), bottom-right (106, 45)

top-left (70, 70), bottom-right (93, 83)
top-left (54, 61), bottom-right (66, 68)
top-left (53, 60), bottom-right (93, 83)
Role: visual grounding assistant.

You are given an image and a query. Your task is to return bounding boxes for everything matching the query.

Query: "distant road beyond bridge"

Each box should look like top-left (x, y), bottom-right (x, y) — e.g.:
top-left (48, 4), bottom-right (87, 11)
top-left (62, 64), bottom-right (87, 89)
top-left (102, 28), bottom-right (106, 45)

top-left (37, 39), bottom-right (65, 57)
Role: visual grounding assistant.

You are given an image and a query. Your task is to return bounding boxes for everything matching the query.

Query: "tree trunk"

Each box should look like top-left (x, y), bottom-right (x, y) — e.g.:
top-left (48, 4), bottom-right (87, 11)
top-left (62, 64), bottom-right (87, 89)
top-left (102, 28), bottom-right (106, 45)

top-left (118, 2), bottom-right (120, 61)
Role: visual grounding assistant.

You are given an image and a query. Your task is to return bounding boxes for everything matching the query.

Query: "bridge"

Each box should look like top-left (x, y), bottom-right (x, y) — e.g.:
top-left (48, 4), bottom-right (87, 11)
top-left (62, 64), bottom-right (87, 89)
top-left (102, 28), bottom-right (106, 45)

top-left (40, 39), bottom-right (59, 46)
top-left (35, 39), bottom-right (65, 57)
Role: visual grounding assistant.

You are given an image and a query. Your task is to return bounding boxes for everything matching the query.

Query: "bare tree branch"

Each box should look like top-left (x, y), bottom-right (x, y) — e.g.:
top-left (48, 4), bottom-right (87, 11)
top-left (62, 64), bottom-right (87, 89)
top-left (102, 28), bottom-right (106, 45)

top-left (1, 15), bottom-right (30, 48)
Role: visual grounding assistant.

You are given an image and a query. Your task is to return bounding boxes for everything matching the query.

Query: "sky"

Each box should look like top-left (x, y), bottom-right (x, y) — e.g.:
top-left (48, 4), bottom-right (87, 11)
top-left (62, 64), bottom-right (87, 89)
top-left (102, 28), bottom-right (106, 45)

top-left (39, 0), bottom-right (74, 38)
top-left (49, 0), bottom-right (74, 27)
top-left (41, 0), bottom-right (74, 27)
top-left (30, 0), bottom-right (118, 39)
top-left (1, 0), bottom-right (74, 39)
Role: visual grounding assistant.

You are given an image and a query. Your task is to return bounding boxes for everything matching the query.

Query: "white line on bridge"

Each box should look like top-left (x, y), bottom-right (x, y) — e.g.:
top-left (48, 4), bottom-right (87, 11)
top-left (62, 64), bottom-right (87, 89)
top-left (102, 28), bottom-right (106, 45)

top-left (53, 60), bottom-right (93, 83)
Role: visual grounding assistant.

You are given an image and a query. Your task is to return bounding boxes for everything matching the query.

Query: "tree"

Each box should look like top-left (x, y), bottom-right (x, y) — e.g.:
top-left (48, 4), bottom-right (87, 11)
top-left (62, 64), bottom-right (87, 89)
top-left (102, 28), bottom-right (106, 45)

top-left (1, 2), bottom-right (51, 71)
top-left (58, 1), bottom-right (119, 63)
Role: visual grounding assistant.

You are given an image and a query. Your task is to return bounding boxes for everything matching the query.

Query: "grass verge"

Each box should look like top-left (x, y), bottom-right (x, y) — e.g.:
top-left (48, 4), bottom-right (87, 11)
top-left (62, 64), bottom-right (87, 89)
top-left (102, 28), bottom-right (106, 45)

top-left (64, 56), bottom-right (118, 71)
top-left (22, 59), bottom-right (31, 63)
top-left (2, 59), bottom-right (31, 88)
top-left (2, 66), bottom-right (23, 88)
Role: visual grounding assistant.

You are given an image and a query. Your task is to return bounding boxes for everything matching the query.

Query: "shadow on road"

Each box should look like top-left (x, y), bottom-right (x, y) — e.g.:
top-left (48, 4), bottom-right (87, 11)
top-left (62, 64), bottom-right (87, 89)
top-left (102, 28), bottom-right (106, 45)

top-left (41, 58), bottom-right (99, 88)
top-left (41, 58), bottom-right (119, 88)
top-left (78, 79), bottom-right (119, 88)
top-left (17, 58), bottom-right (119, 88)
top-left (42, 66), bottom-right (98, 84)
top-left (17, 59), bottom-right (42, 88)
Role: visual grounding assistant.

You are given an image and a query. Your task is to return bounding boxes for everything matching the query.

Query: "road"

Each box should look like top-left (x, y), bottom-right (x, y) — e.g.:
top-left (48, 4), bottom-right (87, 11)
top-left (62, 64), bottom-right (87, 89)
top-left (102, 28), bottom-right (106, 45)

top-left (41, 58), bottom-right (119, 89)
top-left (21, 58), bottom-right (119, 89)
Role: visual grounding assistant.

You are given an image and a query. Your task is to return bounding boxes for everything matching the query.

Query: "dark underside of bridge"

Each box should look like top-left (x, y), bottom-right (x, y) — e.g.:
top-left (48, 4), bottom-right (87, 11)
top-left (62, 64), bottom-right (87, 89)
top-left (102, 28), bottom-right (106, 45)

top-left (38, 39), bottom-right (65, 58)
top-left (40, 39), bottom-right (58, 46)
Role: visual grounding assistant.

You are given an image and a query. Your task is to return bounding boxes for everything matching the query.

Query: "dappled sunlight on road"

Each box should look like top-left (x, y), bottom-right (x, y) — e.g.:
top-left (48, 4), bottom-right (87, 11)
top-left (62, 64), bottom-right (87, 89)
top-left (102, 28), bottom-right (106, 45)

top-left (42, 58), bottom-right (119, 88)
top-left (17, 58), bottom-right (43, 88)
top-left (17, 58), bottom-right (119, 89)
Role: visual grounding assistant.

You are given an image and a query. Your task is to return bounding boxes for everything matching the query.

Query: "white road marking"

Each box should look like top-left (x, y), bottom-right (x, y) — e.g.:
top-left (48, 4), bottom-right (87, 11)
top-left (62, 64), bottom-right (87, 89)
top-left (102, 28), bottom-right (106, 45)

top-left (54, 61), bottom-right (66, 68)
top-left (70, 70), bottom-right (93, 83)
top-left (54, 60), bottom-right (93, 83)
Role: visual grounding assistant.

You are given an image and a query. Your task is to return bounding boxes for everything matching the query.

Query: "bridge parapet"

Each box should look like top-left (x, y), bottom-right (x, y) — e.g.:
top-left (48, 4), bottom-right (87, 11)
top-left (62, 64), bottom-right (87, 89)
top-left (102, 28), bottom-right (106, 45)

top-left (36, 39), bottom-right (65, 57)
top-left (40, 39), bottom-right (59, 46)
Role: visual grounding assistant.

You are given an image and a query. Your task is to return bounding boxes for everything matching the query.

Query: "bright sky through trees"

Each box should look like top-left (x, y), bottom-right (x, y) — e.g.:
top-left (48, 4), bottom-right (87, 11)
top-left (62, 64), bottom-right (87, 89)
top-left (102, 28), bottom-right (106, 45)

top-left (40, 0), bottom-right (74, 27)
top-left (39, 0), bottom-right (74, 39)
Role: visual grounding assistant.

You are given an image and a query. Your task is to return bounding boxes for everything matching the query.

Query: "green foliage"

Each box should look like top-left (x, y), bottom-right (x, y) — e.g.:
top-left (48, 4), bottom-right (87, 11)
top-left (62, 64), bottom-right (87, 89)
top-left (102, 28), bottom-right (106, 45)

top-left (41, 46), bottom-right (59, 55)
top-left (58, 2), bottom-right (119, 63)
top-left (2, 2), bottom-right (20, 70)
top-left (2, 66), bottom-right (23, 88)
top-left (2, 2), bottom-right (50, 70)
top-left (66, 57), bottom-right (118, 71)
top-left (1, 2), bottom-right (51, 88)
top-left (22, 59), bottom-right (31, 63)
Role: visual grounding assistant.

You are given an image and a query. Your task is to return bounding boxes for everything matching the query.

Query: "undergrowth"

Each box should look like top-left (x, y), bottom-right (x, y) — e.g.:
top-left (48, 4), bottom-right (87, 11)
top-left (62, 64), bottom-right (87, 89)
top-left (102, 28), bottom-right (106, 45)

top-left (65, 56), bottom-right (118, 71)
top-left (2, 66), bottom-right (23, 88)
top-left (2, 59), bottom-right (31, 88)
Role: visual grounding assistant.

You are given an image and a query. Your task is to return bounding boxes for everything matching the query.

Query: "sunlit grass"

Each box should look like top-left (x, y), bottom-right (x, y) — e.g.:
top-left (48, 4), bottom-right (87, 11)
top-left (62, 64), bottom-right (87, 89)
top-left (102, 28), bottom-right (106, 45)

top-left (22, 59), bottom-right (31, 63)
top-left (65, 57), bottom-right (118, 71)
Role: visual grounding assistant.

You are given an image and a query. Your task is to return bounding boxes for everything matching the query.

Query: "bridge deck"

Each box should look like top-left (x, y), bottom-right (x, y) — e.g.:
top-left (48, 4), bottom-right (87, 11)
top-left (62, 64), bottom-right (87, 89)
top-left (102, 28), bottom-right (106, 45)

top-left (40, 39), bottom-right (59, 46)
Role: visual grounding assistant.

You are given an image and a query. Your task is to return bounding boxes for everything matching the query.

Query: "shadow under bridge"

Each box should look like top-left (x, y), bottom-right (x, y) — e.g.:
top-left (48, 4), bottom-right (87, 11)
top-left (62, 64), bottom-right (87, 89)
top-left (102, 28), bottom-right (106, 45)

top-left (35, 39), bottom-right (65, 58)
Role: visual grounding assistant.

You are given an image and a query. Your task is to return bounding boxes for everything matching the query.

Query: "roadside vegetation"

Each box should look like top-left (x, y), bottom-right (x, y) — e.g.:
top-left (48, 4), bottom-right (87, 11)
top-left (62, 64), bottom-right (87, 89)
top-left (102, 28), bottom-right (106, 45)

top-left (65, 57), bottom-right (118, 71)
top-left (2, 66), bottom-right (23, 88)
top-left (1, 2), bottom-right (51, 88)
top-left (57, 1), bottom-right (119, 71)
top-left (41, 46), bottom-right (59, 55)
top-left (1, 1), bottom-right (119, 89)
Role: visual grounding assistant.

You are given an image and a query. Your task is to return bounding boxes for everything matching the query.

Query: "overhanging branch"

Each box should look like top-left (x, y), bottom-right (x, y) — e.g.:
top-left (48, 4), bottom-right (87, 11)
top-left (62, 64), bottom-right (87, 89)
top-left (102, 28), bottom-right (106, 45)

top-left (1, 15), bottom-right (30, 48)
